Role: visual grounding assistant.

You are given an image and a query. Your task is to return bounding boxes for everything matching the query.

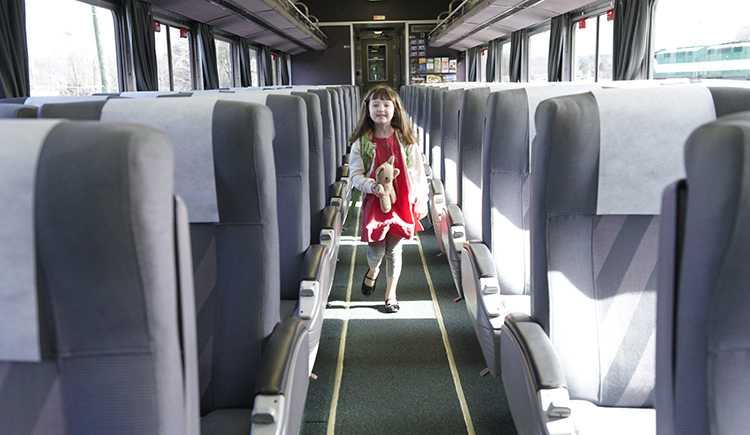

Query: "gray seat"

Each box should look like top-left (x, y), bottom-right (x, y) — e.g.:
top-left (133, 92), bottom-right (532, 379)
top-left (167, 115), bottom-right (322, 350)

top-left (0, 103), bottom-right (36, 118)
top-left (441, 87), bottom-right (491, 297)
top-left (0, 119), bottom-right (199, 434)
top-left (37, 98), bottom-right (311, 435)
top-left (501, 85), bottom-right (725, 435)
top-left (656, 111), bottom-right (750, 435)
top-left (461, 84), bottom-right (599, 378)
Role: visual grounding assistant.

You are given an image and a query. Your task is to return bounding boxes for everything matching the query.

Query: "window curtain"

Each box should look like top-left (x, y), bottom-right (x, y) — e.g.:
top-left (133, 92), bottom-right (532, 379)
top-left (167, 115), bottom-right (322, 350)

top-left (486, 39), bottom-right (500, 82)
top-left (261, 45), bottom-right (273, 86)
top-left (126, 0), bottom-right (158, 91)
top-left (509, 30), bottom-right (523, 82)
top-left (613, 0), bottom-right (653, 80)
top-left (197, 23), bottom-right (219, 89)
top-left (547, 15), bottom-right (565, 82)
top-left (0, 0), bottom-right (30, 98)
top-left (238, 38), bottom-right (252, 87)
top-left (279, 52), bottom-right (290, 85)
top-left (467, 47), bottom-right (479, 82)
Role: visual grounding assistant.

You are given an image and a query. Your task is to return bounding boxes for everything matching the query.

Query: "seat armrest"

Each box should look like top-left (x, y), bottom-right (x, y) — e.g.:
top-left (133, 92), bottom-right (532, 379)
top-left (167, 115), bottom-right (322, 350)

top-left (444, 204), bottom-right (466, 254)
top-left (430, 177), bottom-right (445, 197)
top-left (329, 181), bottom-right (345, 207)
top-left (504, 314), bottom-right (566, 390)
top-left (337, 164), bottom-right (350, 181)
top-left (298, 244), bottom-right (330, 320)
top-left (445, 204), bottom-right (465, 227)
top-left (255, 317), bottom-right (309, 395)
top-left (252, 318), bottom-right (310, 434)
top-left (424, 162), bottom-right (433, 179)
top-left (319, 205), bottom-right (341, 255)
top-left (319, 205), bottom-right (339, 231)
top-left (502, 314), bottom-right (574, 435)
top-left (463, 240), bottom-right (496, 279)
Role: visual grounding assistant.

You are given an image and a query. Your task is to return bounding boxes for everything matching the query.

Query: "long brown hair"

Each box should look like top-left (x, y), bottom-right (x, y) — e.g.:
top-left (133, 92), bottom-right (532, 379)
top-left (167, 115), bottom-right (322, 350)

top-left (348, 84), bottom-right (418, 145)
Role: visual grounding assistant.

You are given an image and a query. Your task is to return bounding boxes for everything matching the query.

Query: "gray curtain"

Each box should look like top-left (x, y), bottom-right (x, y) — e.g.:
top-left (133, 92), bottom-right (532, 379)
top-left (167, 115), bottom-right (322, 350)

top-left (197, 23), bottom-right (219, 89)
top-left (0, 0), bottom-right (30, 98)
top-left (279, 52), bottom-right (290, 85)
top-left (238, 38), bottom-right (252, 87)
top-left (547, 15), bottom-right (565, 82)
top-left (613, 0), bottom-right (653, 80)
top-left (510, 30), bottom-right (523, 82)
top-left (126, 0), bottom-right (158, 91)
top-left (486, 39), bottom-right (500, 82)
top-left (467, 47), bottom-right (479, 82)
top-left (261, 45), bottom-right (273, 86)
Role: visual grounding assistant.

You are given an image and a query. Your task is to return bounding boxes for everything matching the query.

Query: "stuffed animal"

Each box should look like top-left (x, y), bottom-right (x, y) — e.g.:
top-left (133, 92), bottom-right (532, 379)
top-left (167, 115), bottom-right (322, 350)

top-left (375, 156), bottom-right (400, 213)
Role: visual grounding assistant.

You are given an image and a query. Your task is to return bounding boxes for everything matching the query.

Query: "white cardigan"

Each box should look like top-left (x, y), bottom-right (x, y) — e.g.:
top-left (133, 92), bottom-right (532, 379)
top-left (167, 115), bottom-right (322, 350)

top-left (349, 133), bottom-right (429, 216)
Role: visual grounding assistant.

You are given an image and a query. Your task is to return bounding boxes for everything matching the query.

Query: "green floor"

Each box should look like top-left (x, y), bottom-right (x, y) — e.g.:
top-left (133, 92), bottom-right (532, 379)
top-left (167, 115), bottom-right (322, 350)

top-left (300, 208), bottom-right (518, 435)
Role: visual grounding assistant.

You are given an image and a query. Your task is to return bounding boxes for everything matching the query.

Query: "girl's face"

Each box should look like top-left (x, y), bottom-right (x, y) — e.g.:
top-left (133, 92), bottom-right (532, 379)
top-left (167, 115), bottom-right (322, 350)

top-left (368, 97), bottom-right (395, 127)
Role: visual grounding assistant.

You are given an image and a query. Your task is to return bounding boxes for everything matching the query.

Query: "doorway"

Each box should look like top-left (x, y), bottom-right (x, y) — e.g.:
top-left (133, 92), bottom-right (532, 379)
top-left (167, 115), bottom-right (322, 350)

top-left (355, 24), bottom-right (404, 93)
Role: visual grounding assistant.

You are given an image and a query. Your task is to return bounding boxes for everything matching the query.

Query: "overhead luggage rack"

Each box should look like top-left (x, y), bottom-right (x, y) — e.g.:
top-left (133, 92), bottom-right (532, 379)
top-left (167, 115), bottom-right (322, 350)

top-left (428, 0), bottom-right (593, 51)
top-left (148, 0), bottom-right (328, 54)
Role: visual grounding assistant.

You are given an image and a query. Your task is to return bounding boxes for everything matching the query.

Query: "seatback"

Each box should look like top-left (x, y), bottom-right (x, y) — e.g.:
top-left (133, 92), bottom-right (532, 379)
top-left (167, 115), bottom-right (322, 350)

top-left (483, 85), bottom-right (599, 298)
top-left (657, 111), bottom-right (750, 435)
top-left (0, 103), bottom-right (36, 118)
top-left (532, 86), bottom-right (718, 407)
top-left (441, 88), bottom-right (464, 205)
top-left (458, 86), bottom-right (491, 238)
top-left (428, 86), bottom-right (446, 171)
top-left (0, 119), bottom-right (198, 434)
top-left (291, 92), bottom-right (326, 244)
top-left (37, 98), bottom-right (283, 416)
top-left (306, 89), bottom-right (338, 194)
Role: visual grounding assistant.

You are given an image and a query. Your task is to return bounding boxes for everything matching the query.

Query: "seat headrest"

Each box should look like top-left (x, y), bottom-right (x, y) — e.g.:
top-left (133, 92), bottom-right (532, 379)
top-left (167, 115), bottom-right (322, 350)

top-left (0, 120), bottom-right (62, 362)
top-left (595, 86), bottom-right (716, 215)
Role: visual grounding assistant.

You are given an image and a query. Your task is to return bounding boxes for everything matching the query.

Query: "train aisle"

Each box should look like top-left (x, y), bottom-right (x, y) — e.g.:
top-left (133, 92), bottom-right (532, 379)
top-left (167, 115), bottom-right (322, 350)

top-left (299, 201), bottom-right (518, 434)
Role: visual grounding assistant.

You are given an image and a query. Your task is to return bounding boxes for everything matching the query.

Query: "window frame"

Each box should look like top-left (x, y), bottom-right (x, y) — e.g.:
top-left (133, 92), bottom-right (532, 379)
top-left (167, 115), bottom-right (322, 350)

top-left (526, 22), bottom-right (552, 82)
top-left (214, 33), bottom-right (237, 88)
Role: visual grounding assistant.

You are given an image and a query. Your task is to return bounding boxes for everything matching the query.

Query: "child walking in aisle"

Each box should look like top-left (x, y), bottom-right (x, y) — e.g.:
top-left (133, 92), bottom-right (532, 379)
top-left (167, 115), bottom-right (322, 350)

top-left (348, 84), bottom-right (429, 313)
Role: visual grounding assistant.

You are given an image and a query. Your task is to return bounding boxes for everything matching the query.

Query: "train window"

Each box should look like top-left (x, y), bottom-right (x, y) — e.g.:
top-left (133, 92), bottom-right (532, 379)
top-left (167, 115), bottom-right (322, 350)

top-left (528, 29), bottom-right (550, 82)
top-left (216, 38), bottom-right (234, 88)
top-left (26, 0), bottom-right (120, 96)
top-left (653, 0), bottom-right (750, 79)
top-left (500, 41), bottom-right (510, 82)
top-left (597, 15), bottom-right (613, 81)
top-left (155, 23), bottom-right (193, 91)
top-left (573, 17), bottom-right (597, 82)
top-left (249, 47), bottom-right (260, 87)
top-left (572, 13), bottom-right (613, 82)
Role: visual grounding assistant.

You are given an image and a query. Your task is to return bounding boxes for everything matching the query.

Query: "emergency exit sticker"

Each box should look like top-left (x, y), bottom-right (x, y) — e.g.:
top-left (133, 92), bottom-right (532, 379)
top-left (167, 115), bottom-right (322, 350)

top-left (373, 15), bottom-right (386, 20)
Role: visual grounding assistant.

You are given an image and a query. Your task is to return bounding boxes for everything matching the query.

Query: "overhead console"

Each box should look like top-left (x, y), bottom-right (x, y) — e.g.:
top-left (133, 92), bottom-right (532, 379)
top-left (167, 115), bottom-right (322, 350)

top-left (148, 0), bottom-right (327, 54)
top-left (429, 0), bottom-right (595, 50)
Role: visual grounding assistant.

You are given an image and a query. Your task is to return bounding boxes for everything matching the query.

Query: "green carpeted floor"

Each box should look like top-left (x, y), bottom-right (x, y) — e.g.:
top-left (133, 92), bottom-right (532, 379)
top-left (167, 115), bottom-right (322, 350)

top-left (299, 205), bottom-right (518, 435)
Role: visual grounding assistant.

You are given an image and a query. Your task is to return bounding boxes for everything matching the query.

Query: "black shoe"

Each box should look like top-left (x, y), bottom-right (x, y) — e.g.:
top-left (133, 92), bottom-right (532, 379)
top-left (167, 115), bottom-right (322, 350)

top-left (385, 298), bottom-right (400, 313)
top-left (361, 270), bottom-right (378, 296)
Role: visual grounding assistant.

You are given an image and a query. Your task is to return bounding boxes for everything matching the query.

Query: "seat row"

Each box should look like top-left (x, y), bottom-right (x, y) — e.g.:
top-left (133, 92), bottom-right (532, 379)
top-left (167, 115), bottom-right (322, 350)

top-left (404, 81), bottom-right (750, 435)
top-left (0, 85), bottom-right (359, 434)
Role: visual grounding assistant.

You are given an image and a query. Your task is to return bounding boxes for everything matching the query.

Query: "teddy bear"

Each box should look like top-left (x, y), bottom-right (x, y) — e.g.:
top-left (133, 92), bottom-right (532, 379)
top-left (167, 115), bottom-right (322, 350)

top-left (375, 155), bottom-right (400, 213)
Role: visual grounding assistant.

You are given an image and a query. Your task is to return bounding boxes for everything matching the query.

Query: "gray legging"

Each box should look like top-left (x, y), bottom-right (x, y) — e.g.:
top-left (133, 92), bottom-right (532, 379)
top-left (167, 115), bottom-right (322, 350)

top-left (366, 233), bottom-right (404, 278)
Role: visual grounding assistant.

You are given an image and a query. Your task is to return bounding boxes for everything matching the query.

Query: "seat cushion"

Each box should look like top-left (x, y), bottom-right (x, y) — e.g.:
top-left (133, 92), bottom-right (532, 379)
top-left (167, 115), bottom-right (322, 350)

top-left (201, 409), bottom-right (253, 435)
top-left (569, 400), bottom-right (655, 435)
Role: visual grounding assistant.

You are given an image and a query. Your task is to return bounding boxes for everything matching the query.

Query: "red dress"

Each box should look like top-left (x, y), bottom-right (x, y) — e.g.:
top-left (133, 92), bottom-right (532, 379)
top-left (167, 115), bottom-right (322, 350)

top-left (361, 133), bottom-right (424, 243)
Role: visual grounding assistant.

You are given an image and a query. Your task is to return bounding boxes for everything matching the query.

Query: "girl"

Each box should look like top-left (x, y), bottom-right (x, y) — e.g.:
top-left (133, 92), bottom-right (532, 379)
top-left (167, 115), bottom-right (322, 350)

top-left (348, 84), bottom-right (429, 313)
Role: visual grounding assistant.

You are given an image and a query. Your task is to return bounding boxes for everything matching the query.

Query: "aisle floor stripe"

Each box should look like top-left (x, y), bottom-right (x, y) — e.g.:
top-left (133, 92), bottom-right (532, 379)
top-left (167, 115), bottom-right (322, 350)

top-left (326, 206), bottom-right (474, 434)
top-left (327, 204), bottom-right (361, 435)
top-left (416, 232), bottom-right (476, 435)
